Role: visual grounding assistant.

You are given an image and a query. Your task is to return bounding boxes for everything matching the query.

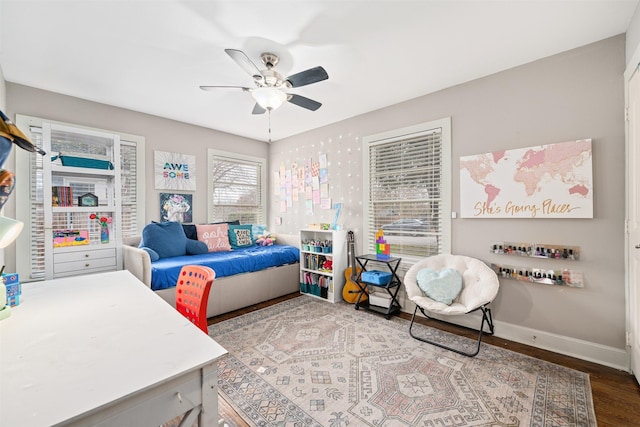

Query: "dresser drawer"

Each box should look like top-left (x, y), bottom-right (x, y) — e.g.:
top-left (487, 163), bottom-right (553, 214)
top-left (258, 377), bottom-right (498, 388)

top-left (54, 248), bottom-right (116, 263)
top-left (54, 265), bottom-right (117, 278)
top-left (54, 255), bottom-right (117, 274)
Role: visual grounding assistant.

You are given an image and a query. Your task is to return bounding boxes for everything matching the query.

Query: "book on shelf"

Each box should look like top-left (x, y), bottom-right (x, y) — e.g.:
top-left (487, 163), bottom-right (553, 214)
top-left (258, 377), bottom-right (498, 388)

top-left (52, 186), bottom-right (73, 207)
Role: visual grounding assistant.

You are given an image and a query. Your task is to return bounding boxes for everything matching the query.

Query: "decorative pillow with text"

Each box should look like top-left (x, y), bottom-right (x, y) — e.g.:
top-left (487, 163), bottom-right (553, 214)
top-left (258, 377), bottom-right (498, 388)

top-left (228, 224), bottom-right (254, 249)
top-left (196, 223), bottom-right (231, 252)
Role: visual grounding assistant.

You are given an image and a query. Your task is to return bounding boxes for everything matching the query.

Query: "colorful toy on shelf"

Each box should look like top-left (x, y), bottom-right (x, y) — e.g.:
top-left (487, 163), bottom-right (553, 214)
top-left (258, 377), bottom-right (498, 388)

top-left (375, 229), bottom-right (390, 260)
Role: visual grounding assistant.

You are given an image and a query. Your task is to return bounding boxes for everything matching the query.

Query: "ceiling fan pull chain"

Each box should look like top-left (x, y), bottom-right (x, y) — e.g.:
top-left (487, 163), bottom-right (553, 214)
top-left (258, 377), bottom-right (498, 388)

top-left (268, 109), bottom-right (272, 143)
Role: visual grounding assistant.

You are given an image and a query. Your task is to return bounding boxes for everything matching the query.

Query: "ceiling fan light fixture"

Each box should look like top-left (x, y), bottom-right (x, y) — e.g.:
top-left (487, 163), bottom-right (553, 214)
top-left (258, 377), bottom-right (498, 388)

top-left (251, 87), bottom-right (287, 110)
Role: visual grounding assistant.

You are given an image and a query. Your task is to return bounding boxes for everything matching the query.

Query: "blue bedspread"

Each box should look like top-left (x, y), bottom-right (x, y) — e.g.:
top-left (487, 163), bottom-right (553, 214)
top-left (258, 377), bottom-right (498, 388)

top-left (150, 244), bottom-right (300, 291)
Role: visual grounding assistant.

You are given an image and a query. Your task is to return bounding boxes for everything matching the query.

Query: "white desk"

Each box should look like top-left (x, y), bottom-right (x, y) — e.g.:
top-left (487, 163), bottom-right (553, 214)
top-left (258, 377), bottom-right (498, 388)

top-left (0, 270), bottom-right (227, 427)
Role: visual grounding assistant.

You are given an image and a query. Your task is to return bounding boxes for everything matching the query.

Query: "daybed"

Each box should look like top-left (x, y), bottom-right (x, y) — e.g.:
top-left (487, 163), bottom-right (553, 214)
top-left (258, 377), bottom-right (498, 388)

top-left (122, 223), bottom-right (300, 319)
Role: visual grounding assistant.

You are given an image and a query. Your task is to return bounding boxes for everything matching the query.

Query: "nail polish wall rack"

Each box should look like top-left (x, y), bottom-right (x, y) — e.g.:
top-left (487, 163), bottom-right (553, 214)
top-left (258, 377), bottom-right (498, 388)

top-left (490, 242), bottom-right (580, 261)
top-left (490, 263), bottom-right (583, 288)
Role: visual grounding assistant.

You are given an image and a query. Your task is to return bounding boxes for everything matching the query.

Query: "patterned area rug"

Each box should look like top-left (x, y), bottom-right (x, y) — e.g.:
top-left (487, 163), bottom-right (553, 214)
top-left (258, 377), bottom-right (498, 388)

top-left (209, 296), bottom-right (596, 426)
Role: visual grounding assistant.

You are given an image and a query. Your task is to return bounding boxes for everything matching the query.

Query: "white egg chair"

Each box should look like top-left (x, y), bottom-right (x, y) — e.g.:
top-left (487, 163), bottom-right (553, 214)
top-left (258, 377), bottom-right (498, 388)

top-left (404, 254), bottom-right (500, 357)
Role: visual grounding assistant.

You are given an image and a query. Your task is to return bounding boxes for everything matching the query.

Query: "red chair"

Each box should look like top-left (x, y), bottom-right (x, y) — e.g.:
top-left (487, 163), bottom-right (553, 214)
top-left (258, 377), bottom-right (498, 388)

top-left (175, 265), bottom-right (215, 333)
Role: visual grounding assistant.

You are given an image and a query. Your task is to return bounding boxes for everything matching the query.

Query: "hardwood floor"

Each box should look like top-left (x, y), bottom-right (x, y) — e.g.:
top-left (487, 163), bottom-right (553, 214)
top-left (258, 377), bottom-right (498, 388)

top-left (208, 293), bottom-right (640, 427)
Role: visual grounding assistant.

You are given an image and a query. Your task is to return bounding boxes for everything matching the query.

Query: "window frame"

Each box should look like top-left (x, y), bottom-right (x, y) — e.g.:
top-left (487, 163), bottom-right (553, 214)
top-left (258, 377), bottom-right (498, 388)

top-left (362, 117), bottom-right (452, 265)
top-left (207, 149), bottom-right (267, 224)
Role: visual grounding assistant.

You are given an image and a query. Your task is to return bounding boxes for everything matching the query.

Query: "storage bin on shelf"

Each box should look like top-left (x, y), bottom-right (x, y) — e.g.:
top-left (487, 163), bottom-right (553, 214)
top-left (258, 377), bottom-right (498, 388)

top-left (52, 152), bottom-right (114, 170)
top-left (361, 270), bottom-right (392, 286)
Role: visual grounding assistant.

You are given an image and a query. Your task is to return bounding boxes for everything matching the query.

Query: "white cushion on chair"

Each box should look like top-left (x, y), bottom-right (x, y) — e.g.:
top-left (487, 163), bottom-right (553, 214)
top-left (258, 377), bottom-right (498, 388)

top-left (404, 254), bottom-right (499, 315)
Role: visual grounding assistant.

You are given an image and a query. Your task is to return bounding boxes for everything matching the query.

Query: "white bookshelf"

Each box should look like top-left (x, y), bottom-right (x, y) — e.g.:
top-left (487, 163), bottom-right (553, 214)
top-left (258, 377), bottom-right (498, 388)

top-left (299, 229), bottom-right (347, 303)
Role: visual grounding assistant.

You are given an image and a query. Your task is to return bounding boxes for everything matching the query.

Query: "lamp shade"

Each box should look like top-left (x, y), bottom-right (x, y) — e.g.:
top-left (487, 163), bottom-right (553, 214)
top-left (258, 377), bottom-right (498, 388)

top-left (0, 109), bottom-right (46, 156)
top-left (251, 87), bottom-right (287, 110)
top-left (0, 216), bottom-right (24, 248)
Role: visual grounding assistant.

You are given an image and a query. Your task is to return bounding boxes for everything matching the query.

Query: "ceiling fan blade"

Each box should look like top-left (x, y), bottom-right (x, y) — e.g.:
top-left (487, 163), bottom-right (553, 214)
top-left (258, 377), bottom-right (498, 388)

top-left (199, 85), bottom-right (250, 91)
top-left (286, 66), bottom-right (328, 88)
top-left (252, 103), bottom-right (266, 115)
top-left (287, 94), bottom-right (322, 111)
top-left (225, 49), bottom-right (263, 79)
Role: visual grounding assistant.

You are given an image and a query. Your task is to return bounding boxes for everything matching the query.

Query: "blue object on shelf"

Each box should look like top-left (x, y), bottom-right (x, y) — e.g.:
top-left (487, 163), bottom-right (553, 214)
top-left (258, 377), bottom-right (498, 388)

top-left (361, 270), bottom-right (392, 285)
top-left (52, 154), bottom-right (114, 170)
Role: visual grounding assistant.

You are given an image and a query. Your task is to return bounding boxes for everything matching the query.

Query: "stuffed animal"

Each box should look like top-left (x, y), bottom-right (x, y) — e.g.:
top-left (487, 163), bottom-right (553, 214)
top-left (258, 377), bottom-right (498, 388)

top-left (256, 232), bottom-right (276, 246)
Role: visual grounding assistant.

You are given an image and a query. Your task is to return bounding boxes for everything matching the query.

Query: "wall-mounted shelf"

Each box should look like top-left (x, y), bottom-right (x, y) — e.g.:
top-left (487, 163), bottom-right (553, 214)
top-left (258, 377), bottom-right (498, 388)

top-left (491, 241), bottom-right (580, 261)
top-left (491, 263), bottom-right (583, 288)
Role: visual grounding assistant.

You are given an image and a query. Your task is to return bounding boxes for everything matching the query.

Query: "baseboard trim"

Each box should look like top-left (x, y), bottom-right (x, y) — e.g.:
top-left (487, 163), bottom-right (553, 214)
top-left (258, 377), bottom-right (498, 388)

top-left (490, 320), bottom-right (629, 371)
top-left (400, 300), bottom-right (629, 371)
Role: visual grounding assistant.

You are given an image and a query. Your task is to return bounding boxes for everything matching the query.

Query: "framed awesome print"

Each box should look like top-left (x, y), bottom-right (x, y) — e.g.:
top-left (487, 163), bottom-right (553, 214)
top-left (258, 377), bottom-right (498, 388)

top-left (154, 151), bottom-right (196, 191)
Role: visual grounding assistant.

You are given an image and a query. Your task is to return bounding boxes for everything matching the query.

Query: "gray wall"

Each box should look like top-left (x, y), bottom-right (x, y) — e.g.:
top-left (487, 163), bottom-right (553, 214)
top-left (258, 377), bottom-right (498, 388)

top-left (627, 2), bottom-right (640, 64)
top-left (270, 35), bottom-right (627, 354)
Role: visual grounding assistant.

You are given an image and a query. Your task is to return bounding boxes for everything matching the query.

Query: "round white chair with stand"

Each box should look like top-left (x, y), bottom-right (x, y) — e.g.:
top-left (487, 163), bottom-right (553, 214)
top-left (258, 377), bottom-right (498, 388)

top-left (404, 254), bottom-right (500, 357)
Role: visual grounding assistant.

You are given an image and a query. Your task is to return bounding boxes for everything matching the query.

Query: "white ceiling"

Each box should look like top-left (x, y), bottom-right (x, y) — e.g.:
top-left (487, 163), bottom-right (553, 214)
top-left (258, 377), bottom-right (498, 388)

top-left (1, 1), bottom-right (637, 143)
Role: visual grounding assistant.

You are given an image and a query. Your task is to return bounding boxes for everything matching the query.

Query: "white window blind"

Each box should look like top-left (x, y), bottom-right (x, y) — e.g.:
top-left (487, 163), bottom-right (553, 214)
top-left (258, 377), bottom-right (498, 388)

top-left (120, 141), bottom-right (139, 238)
top-left (25, 128), bottom-right (46, 279)
top-left (208, 150), bottom-right (266, 224)
top-left (364, 118), bottom-right (451, 263)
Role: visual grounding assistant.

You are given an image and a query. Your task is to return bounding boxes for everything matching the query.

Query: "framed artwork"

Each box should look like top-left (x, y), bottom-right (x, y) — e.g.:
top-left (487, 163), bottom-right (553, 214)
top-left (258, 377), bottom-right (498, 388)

top-left (459, 139), bottom-right (593, 218)
top-left (53, 229), bottom-right (89, 247)
top-left (154, 151), bottom-right (196, 191)
top-left (160, 193), bottom-right (192, 223)
top-left (77, 192), bottom-right (98, 207)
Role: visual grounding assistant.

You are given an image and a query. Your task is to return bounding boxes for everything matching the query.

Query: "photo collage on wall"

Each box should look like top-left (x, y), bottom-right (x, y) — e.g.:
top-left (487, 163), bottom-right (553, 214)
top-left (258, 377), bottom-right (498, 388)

top-left (274, 154), bottom-right (330, 214)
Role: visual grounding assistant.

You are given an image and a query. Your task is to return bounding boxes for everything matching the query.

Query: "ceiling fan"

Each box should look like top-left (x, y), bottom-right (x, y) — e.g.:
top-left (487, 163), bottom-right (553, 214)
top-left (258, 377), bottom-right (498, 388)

top-left (200, 49), bottom-right (328, 114)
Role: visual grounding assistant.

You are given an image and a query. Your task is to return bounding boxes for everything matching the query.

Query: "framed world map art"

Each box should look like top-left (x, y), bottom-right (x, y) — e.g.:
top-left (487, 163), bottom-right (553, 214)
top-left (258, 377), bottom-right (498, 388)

top-left (459, 139), bottom-right (593, 219)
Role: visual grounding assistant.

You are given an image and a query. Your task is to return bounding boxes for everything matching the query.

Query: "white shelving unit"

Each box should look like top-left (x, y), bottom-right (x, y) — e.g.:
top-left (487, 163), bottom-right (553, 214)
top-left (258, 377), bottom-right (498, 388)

top-left (42, 123), bottom-right (122, 279)
top-left (299, 229), bottom-right (347, 303)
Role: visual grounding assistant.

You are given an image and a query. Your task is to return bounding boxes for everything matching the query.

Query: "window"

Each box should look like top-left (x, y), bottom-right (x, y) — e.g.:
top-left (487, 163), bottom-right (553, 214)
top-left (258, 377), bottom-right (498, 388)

top-left (208, 149), bottom-right (266, 224)
top-left (363, 117), bottom-right (451, 263)
top-left (14, 115), bottom-right (145, 281)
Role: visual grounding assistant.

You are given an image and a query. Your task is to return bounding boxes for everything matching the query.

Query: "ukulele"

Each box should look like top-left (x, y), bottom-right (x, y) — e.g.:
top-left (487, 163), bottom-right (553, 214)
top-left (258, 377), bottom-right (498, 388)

top-left (342, 230), bottom-right (367, 303)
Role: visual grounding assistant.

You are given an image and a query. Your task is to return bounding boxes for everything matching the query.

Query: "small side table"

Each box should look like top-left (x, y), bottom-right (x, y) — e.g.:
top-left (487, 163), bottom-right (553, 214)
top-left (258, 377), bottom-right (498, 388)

top-left (354, 254), bottom-right (402, 319)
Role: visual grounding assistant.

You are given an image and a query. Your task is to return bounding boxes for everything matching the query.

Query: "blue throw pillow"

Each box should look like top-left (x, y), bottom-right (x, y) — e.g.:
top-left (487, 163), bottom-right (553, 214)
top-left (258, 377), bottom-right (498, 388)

top-left (416, 268), bottom-right (462, 305)
top-left (140, 221), bottom-right (187, 259)
top-left (251, 224), bottom-right (267, 243)
top-left (228, 224), bottom-right (254, 249)
top-left (139, 246), bottom-right (160, 262)
top-left (186, 239), bottom-right (208, 255)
